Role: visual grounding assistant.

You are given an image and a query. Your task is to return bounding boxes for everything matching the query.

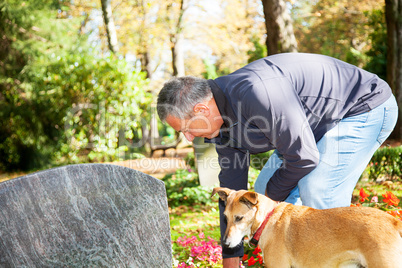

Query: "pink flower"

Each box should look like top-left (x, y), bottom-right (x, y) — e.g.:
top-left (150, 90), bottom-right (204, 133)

top-left (177, 262), bottom-right (194, 268)
top-left (175, 234), bottom-right (223, 265)
top-left (371, 196), bottom-right (378, 203)
top-left (190, 238), bottom-right (222, 263)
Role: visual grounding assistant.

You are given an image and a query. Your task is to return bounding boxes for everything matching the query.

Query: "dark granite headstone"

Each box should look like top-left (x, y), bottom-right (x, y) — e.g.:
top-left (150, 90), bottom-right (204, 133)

top-left (0, 164), bottom-right (172, 267)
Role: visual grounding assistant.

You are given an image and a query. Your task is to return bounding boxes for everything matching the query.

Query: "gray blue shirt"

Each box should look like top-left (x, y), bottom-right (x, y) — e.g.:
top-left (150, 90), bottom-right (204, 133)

top-left (205, 53), bottom-right (392, 201)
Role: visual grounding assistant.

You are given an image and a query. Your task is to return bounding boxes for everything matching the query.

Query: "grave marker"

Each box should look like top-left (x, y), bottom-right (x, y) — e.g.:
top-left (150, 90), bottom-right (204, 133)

top-left (0, 164), bottom-right (172, 267)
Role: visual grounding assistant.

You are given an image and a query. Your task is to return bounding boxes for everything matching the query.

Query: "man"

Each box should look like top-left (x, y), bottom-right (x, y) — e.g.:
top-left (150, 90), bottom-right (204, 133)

top-left (156, 53), bottom-right (398, 268)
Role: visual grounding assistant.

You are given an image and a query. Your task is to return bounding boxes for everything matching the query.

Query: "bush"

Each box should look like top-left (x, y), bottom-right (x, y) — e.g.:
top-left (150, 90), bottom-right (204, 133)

top-left (162, 169), bottom-right (215, 208)
top-left (0, 49), bottom-right (151, 170)
top-left (184, 152), bottom-right (196, 171)
top-left (366, 146), bottom-right (402, 181)
top-left (0, 1), bottom-right (152, 171)
top-left (250, 151), bottom-right (274, 171)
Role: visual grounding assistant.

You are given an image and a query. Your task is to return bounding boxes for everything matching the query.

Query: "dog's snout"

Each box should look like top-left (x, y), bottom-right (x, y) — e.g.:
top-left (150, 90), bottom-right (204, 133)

top-left (222, 235), bottom-right (230, 248)
top-left (222, 233), bottom-right (243, 249)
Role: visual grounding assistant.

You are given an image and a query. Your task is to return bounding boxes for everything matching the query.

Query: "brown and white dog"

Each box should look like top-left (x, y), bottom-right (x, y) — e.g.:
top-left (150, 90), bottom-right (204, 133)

top-left (212, 187), bottom-right (402, 268)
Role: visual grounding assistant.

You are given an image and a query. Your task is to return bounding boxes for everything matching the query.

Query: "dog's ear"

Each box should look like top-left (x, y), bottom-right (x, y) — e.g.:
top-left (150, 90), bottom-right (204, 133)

top-left (211, 187), bottom-right (232, 202)
top-left (240, 191), bottom-right (258, 208)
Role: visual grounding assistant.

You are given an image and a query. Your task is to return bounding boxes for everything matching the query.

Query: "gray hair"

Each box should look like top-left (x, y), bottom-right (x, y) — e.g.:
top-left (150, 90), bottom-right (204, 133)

top-left (157, 76), bottom-right (213, 122)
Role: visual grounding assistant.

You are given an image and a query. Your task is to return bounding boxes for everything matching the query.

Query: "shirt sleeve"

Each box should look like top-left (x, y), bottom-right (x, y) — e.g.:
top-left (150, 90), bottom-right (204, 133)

top-left (244, 77), bottom-right (320, 201)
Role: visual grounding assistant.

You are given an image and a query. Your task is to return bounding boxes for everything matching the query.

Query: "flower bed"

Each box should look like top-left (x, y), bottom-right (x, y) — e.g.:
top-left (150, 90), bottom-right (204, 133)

top-left (354, 188), bottom-right (401, 219)
top-left (173, 233), bottom-right (222, 268)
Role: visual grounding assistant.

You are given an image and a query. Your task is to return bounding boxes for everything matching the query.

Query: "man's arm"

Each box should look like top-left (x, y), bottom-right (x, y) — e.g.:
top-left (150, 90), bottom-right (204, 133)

top-left (244, 77), bottom-right (320, 201)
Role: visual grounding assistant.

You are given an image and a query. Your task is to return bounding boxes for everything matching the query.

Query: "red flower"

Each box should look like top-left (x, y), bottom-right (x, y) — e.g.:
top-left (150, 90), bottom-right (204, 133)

top-left (252, 246), bottom-right (262, 255)
top-left (257, 254), bottom-right (264, 264)
top-left (387, 210), bottom-right (400, 217)
top-left (382, 191), bottom-right (400, 207)
top-left (248, 256), bottom-right (257, 266)
top-left (359, 188), bottom-right (370, 202)
top-left (242, 254), bottom-right (249, 262)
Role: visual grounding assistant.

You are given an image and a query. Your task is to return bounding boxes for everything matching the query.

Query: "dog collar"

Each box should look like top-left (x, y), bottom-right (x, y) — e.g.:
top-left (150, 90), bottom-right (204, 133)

top-left (250, 207), bottom-right (276, 246)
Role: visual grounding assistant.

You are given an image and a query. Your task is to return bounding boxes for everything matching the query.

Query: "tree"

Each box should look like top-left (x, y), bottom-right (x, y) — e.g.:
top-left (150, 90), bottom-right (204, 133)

top-left (291, 0), bottom-right (383, 66)
top-left (0, 0), bottom-right (151, 170)
top-left (100, 0), bottom-right (119, 53)
top-left (166, 0), bottom-right (188, 77)
top-left (261, 0), bottom-right (298, 55)
top-left (385, 0), bottom-right (402, 139)
top-left (137, 0), bottom-right (153, 79)
top-left (364, 9), bottom-right (387, 81)
top-left (193, 0), bottom-right (265, 75)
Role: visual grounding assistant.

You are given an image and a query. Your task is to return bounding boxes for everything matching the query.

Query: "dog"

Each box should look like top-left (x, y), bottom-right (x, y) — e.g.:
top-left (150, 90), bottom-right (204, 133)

top-left (212, 187), bottom-right (402, 268)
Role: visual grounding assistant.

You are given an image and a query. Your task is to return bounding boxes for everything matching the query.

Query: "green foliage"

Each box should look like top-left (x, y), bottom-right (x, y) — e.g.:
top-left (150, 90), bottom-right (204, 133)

top-left (184, 152), bottom-right (196, 171)
top-left (0, 0), bottom-right (71, 170)
top-left (250, 151), bottom-right (274, 171)
top-left (366, 146), bottom-right (402, 181)
top-left (248, 166), bottom-right (261, 191)
top-left (202, 58), bottom-right (218, 79)
top-left (364, 9), bottom-right (387, 80)
top-left (1, 48), bottom-right (151, 170)
top-left (162, 169), bottom-right (216, 208)
top-left (0, 0), bottom-right (152, 170)
top-left (247, 35), bottom-right (267, 63)
top-left (292, 0), bottom-right (384, 67)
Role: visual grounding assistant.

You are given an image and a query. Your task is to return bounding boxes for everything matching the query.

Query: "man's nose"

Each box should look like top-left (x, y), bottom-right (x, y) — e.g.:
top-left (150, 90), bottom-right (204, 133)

top-left (184, 132), bottom-right (195, 142)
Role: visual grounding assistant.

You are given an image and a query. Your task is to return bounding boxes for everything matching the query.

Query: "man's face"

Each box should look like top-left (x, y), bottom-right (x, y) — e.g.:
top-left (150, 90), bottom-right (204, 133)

top-left (166, 114), bottom-right (221, 142)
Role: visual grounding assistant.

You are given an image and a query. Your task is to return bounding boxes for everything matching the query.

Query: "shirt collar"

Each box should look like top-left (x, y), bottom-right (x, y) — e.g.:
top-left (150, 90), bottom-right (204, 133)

top-left (207, 79), bottom-right (238, 129)
top-left (205, 79), bottom-right (239, 145)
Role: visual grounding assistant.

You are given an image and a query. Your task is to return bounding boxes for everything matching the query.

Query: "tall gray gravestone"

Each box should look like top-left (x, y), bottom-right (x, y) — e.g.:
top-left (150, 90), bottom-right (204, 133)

top-left (0, 164), bottom-right (172, 267)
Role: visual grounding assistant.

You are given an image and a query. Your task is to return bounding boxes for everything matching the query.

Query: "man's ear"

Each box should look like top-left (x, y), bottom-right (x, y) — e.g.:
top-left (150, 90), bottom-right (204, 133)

top-left (211, 187), bottom-right (232, 202)
top-left (193, 103), bottom-right (210, 116)
top-left (240, 191), bottom-right (259, 208)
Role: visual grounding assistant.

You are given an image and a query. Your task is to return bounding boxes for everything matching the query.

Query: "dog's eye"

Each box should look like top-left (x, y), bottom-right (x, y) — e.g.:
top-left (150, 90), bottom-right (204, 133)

top-left (235, 216), bottom-right (244, 222)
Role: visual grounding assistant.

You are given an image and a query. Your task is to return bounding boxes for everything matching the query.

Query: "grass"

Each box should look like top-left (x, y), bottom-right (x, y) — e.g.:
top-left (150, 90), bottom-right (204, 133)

top-left (169, 204), bottom-right (221, 243)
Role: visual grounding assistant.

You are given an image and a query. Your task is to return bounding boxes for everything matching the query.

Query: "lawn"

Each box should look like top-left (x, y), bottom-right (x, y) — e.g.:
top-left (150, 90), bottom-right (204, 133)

top-left (170, 205), bottom-right (220, 243)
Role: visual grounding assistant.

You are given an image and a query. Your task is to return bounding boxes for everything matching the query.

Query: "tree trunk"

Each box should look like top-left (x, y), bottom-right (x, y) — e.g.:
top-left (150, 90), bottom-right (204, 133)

top-left (100, 0), bottom-right (119, 54)
top-left (139, 51), bottom-right (153, 79)
top-left (385, 0), bottom-right (402, 140)
top-left (169, 0), bottom-right (187, 77)
top-left (171, 32), bottom-right (185, 77)
top-left (261, 0), bottom-right (298, 55)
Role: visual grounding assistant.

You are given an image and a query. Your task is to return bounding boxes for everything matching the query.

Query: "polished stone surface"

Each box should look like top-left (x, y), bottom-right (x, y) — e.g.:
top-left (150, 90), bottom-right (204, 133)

top-left (0, 164), bottom-right (172, 267)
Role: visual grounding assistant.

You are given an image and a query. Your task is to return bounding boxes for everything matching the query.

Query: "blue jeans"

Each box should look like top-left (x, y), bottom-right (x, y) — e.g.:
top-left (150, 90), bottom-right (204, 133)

top-left (254, 95), bottom-right (398, 209)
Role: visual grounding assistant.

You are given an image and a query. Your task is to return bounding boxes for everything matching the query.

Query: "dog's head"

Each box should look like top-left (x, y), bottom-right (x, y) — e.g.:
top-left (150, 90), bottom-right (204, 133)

top-left (212, 187), bottom-right (270, 248)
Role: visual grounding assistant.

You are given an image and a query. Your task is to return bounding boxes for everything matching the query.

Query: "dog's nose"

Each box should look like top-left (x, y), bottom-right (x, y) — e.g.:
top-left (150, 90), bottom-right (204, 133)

top-left (222, 235), bottom-right (230, 248)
